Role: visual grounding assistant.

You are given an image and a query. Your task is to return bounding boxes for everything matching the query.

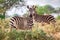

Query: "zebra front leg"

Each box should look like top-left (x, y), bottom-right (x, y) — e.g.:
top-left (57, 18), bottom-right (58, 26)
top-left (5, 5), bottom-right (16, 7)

top-left (41, 21), bottom-right (45, 26)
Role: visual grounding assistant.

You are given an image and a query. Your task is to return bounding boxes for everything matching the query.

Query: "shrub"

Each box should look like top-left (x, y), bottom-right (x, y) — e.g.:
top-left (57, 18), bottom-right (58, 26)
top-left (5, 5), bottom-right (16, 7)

top-left (7, 29), bottom-right (54, 40)
top-left (0, 29), bottom-right (7, 40)
top-left (57, 16), bottom-right (60, 19)
top-left (31, 29), bottom-right (53, 40)
top-left (7, 30), bottom-right (19, 40)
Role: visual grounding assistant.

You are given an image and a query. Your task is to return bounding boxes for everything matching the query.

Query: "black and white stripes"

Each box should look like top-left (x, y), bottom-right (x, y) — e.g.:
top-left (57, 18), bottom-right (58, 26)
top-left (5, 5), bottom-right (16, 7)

top-left (33, 14), bottom-right (56, 24)
top-left (10, 16), bottom-right (23, 29)
top-left (9, 16), bottom-right (33, 30)
top-left (27, 5), bottom-right (56, 25)
top-left (9, 5), bottom-right (56, 30)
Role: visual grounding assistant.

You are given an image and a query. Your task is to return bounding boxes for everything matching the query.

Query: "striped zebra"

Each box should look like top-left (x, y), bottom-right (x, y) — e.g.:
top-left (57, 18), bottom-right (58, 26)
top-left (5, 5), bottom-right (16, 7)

top-left (27, 5), bottom-right (56, 26)
top-left (9, 16), bottom-right (33, 30)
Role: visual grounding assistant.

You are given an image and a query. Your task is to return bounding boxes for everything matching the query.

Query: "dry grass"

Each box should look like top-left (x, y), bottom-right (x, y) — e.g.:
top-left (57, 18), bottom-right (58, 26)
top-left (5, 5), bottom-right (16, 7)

top-left (0, 18), bottom-right (60, 40)
top-left (32, 20), bottom-right (60, 40)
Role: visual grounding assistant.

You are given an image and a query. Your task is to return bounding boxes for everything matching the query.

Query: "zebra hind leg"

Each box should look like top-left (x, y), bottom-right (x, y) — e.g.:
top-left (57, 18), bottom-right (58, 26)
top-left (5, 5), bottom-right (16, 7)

top-left (51, 20), bottom-right (56, 27)
top-left (51, 22), bottom-right (56, 27)
top-left (41, 22), bottom-right (45, 26)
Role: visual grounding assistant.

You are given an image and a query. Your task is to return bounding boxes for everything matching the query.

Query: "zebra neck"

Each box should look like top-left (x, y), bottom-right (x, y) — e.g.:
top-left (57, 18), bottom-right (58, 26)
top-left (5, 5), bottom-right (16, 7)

top-left (33, 16), bottom-right (35, 23)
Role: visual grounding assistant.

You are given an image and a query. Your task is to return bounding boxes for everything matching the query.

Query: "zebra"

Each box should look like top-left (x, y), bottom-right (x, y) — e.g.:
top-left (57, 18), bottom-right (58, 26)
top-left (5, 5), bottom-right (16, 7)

top-left (9, 16), bottom-right (33, 30)
top-left (27, 5), bottom-right (56, 26)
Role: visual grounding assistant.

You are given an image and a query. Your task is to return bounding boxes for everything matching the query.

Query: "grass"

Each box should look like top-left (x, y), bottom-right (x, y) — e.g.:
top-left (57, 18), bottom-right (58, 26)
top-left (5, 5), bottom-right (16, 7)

top-left (0, 18), bottom-right (60, 40)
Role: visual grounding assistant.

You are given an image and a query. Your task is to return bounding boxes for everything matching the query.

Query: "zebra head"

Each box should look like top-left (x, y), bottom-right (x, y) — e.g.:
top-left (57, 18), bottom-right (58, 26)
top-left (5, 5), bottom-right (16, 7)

top-left (27, 5), bottom-right (37, 17)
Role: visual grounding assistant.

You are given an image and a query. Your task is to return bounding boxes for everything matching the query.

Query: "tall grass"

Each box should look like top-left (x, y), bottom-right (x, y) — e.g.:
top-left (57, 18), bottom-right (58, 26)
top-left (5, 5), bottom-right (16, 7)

top-left (0, 18), bottom-right (60, 40)
top-left (0, 29), bottom-right (54, 40)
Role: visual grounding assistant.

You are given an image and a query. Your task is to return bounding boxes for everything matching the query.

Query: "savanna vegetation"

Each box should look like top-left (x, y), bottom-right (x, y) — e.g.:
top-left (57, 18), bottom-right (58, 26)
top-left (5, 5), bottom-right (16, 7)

top-left (0, 0), bottom-right (60, 40)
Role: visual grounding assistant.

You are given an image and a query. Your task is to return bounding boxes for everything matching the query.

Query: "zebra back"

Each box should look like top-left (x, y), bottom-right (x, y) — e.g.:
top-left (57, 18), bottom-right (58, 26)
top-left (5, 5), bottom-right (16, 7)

top-left (34, 14), bottom-right (56, 24)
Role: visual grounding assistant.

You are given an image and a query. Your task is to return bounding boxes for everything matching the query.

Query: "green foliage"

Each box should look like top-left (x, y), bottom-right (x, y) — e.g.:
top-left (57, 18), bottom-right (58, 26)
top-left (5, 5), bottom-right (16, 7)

top-left (0, 29), bottom-right (7, 40)
top-left (44, 5), bottom-right (55, 13)
top-left (36, 5), bottom-right (55, 15)
top-left (31, 29), bottom-right (53, 40)
top-left (0, 0), bottom-right (25, 16)
top-left (57, 16), bottom-right (60, 19)
top-left (0, 14), bottom-right (5, 19)
top-left (7, 30), bottom-right (54, 40)
top-left (10, 0), bottom-right (18, 3)
top-left (0, 0), bottom-right (5, 3)
top-left (36, 6), bottom-right (45, 15)
top-left (8, 30), bottom-right (18, 40)
top-left (0, 28), bottom-right (54, 40)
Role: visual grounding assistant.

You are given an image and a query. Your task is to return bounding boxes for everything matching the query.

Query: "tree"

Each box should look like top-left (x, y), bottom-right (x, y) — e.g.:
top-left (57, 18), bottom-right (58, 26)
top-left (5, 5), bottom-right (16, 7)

top-left (44, 5), bottom-right (55, 13)
top-left (36, 5), bottom-right (55, 15)
top-left (0, 0), bottom-right (25, 19)
top-left (55, 7), bottom-right (60, 16)
top-left (36, 6), bottom-right (45, 15)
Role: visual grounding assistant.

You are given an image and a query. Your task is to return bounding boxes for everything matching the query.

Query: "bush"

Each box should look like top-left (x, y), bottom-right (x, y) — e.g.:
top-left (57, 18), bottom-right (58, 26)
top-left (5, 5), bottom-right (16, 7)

top-left (31, 29), bottom-right (53, 40)
top-left (0, 29), bottom-right (7, 40)
top-left (0, 18), bottom-right (55, 40)
top-left (7, 29), bottom-right (54, 40)
top-left (7, 30), bottom-right (18, 40)
top-left (57, 16), bottom-right (60, 19)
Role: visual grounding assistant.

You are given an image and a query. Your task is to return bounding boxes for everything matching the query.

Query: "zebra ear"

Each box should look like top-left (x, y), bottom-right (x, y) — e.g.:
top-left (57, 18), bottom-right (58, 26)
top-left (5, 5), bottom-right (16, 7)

top-left (34, 6), bottom-right (37, 8)
top-left (32, 5), bottom-right (34, 8)
top-left (27, 5), bottom-right (29, 9)
top-left (32, 5), bottom-right (37, 8)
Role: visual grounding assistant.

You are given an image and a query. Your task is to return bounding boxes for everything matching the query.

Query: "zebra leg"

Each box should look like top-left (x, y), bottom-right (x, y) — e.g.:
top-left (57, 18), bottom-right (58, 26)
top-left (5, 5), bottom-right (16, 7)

top-left (51, 22), bottom-right (56, 27)
top-left (9, 26), bottom-right (13, 32)
top-left (51, 20), bottom-right (56, 27)
top-left (41, 21), bottom-right (45, 26)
